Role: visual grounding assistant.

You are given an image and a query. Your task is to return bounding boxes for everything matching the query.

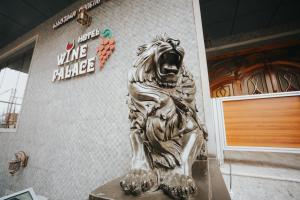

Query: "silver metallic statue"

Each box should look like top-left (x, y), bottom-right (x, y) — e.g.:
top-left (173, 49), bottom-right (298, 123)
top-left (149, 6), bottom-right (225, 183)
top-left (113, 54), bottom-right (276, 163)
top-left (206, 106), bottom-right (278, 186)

top-left (120, 34), bottom-right (207, 200)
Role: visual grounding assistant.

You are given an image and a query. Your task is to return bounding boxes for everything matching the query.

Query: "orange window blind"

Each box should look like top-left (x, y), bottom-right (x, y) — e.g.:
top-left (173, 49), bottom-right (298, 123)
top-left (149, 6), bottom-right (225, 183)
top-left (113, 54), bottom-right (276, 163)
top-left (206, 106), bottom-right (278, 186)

top-left (223, 96), bottom-right (300, 148)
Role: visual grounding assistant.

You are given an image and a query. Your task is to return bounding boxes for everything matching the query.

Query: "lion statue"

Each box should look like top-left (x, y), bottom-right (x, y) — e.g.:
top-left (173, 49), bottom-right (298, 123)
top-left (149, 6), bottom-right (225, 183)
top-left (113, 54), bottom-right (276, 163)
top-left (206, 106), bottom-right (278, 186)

top-left (120, 34), bottom-right (207, 200)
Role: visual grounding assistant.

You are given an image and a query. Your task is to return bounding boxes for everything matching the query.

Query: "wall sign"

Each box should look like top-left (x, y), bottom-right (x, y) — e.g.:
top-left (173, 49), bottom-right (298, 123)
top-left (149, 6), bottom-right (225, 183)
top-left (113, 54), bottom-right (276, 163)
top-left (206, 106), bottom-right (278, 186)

top-left (52, 28), bottom-right (115, 82)
top-left (52, 0), bottom-right (101, 29)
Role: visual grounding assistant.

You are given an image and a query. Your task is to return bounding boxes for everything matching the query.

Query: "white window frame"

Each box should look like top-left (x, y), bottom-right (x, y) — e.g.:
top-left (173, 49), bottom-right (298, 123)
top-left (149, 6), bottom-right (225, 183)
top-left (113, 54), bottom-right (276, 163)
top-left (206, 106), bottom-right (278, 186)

top-left (0, 35), bottom-right (38, 133)
top-left (212, 91), bottom-right (300, 164)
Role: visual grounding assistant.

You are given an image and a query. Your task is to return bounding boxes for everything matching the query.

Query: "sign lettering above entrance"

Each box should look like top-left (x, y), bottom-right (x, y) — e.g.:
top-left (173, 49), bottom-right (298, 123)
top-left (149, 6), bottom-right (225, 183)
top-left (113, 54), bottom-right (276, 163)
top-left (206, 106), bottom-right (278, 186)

top-left (52, 0), bottom-right (101, 29)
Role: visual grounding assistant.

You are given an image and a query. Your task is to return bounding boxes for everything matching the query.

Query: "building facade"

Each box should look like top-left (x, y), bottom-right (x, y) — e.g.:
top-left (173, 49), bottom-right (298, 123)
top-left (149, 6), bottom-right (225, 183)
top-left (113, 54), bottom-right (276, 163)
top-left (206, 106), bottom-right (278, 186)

top-left (0, 0), bottom-right (300, 200)
top-left (0, 0), bottom-right (212, 199)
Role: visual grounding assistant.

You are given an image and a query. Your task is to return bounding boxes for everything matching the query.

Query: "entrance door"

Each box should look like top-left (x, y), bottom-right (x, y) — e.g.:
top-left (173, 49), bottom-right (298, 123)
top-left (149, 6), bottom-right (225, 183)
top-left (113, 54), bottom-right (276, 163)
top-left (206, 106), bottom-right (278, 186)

top-left (209, 41), bottom-right (300, 160)
top-left (209, 44), bottom-right (300, 97)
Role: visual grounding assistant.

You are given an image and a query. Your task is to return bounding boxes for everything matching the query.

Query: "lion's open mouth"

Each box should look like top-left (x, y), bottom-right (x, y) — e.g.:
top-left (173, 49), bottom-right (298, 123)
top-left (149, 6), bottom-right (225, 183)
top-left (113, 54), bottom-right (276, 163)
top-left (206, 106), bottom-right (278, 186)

top-left (159, 51), bottom-right (181, 75)
top-left (156, 50), bottom-right (182, 88)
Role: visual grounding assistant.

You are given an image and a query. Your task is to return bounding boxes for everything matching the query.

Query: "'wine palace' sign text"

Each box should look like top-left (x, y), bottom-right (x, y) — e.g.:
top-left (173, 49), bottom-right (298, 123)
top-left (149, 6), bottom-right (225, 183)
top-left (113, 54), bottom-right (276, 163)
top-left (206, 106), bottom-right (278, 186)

top-left (52, 41), bottom-right (95, 82)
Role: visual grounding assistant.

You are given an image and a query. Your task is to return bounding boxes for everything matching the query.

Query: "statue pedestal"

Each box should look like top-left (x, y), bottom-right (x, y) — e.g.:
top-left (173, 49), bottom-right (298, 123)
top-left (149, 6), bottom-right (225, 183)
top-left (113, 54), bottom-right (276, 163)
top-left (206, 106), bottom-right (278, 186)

top-left (89, 159), bottom-right (230, 200)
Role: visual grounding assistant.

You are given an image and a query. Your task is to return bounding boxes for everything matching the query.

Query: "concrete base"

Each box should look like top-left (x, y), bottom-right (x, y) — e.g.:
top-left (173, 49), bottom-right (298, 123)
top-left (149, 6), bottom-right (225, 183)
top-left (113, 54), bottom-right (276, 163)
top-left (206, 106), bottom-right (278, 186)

top-left (89, 159), bottom-right (230, 200)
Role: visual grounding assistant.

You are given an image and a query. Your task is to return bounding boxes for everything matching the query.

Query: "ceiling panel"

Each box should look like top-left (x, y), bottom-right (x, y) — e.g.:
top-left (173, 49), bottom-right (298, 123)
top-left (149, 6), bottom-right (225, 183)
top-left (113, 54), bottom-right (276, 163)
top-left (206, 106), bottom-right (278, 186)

top-left (204, 21), bottom-right (232, 39)
top-left (23, 0), bottom-right (75, 17)
top-left (200, 0), bottom-right (300, 41)
top-left (0, 14), bottom-right (25, 47)
top-left (232, 11), bottom-right (271, 34)
top-left (271, 1), bottom-right (300, 26)
top-left (0, 0), bottom-right (77, 49)
top-left (0, 0), bottom-right (46, 29)
top-left (236, 0), bottom-right (280, 16)
top-left (200, 0), bottom-right (237, 26)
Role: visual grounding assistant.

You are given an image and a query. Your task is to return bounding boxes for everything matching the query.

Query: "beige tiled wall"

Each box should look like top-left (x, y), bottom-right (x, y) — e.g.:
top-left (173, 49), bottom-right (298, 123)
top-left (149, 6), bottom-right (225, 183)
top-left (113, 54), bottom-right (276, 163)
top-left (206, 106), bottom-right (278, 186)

top-left (0, 0), bottom-right (205, 199)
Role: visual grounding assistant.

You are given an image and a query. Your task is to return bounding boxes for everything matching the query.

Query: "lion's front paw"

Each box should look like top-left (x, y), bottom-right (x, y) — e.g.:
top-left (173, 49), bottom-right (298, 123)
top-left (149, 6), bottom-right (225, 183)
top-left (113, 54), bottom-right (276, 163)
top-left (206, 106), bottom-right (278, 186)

top-left (160, 173), bottom-right (196, 200)
top-left (120, 169), bottom-right (156, 195)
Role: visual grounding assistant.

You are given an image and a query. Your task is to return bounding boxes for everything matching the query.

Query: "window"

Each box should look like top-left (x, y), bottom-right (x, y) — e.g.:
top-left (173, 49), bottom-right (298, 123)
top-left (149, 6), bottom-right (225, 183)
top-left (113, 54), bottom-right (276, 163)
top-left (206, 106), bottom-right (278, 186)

top-left (0, 46), bottom-right (33, 130)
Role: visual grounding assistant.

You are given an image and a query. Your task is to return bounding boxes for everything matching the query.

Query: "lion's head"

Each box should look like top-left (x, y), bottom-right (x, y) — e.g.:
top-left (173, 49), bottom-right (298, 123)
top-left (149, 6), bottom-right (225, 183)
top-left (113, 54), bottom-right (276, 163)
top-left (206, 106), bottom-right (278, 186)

top-left (129, 34), bottom-right (185, 88)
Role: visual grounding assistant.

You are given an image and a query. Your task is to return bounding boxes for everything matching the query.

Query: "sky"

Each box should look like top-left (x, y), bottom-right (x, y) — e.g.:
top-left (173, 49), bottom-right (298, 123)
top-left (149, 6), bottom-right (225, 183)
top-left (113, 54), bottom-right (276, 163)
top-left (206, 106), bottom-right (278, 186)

top-left (0, 67), bottom-right (28, 116)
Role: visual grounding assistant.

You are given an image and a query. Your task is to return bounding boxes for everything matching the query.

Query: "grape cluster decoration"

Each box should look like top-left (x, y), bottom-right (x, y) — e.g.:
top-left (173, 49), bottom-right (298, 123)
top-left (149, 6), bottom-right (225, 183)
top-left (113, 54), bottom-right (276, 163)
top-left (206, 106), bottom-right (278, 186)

top-left (96, 29), bottom-right (115, 70)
